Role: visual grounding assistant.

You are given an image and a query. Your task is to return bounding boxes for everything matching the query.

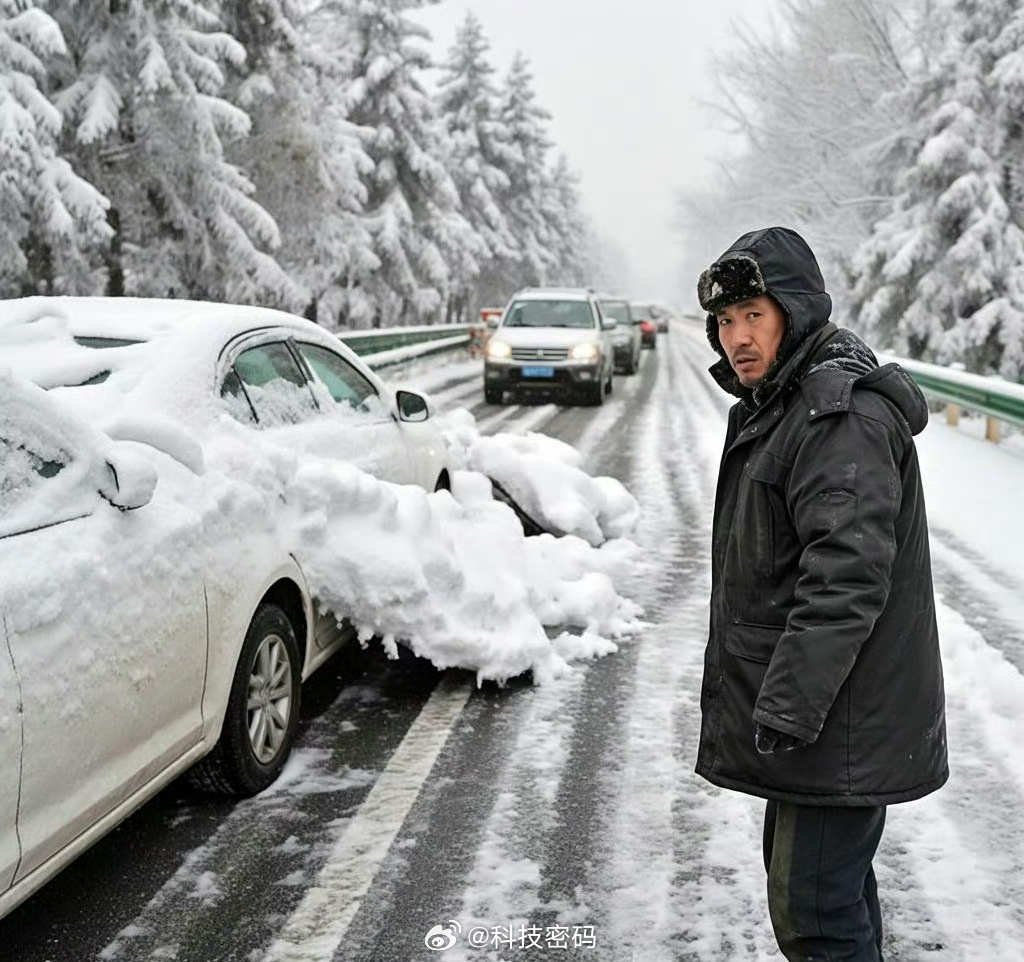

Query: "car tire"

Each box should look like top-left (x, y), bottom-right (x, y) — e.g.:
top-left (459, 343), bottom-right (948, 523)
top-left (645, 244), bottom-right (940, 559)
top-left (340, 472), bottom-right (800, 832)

top-left (585, 380), bottom-right (604, 406)
top-left (484, 385), bottom-right (503, 404)
top-left (189, 603), bottom-right (301, 797)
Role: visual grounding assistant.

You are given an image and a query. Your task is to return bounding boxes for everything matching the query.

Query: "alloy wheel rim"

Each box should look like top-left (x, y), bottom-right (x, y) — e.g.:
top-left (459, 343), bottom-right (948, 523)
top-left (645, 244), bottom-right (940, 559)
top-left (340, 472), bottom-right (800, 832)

top-left (246, 633), bottom-right (293, 764)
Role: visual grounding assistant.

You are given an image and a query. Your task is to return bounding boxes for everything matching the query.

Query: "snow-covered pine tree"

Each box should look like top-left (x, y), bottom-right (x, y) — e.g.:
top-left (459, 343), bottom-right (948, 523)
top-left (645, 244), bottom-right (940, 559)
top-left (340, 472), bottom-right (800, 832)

top-left (44, 0), bottom-right (297, 304)
top-left (434, 12), bottom-right (516, 321)
top-left (215, 0), bottom-right (377, 325)
top-left (492, 52), bottom-right (559, 293)
top-left (675, 0), bottom-right (953, 315)
top-left (275, 0), bottom-right (379, 328)
top-left (850, 0), bottom-right (1024, 377)
top-left (976, 0), bottom-right (1024, 377)
top-left (543, 153), bottom-right (591, 286)
top-left (0, 0), bottom-right (109, 296)
top-left (335, 0), bottom-right (471, 326)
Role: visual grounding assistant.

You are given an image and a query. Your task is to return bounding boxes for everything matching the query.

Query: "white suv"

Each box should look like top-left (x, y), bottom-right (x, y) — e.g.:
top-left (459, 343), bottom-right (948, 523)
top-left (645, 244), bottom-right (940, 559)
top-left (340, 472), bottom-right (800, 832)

top-left (483, 288), bottom-right (616, 406)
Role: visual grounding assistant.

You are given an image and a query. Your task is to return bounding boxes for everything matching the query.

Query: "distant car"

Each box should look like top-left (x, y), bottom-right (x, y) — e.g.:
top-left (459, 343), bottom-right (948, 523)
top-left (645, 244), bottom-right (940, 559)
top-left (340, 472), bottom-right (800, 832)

top-left (654, 308), bottom-right (671, 334)
top-left (0, 296), bottom-right (453, 922)
top-left (630, 302), bottom-right (658, 349)
top-left (484, 288), bottom-right (616, 405)
top-left (599, 296), bottom-right (641, 375)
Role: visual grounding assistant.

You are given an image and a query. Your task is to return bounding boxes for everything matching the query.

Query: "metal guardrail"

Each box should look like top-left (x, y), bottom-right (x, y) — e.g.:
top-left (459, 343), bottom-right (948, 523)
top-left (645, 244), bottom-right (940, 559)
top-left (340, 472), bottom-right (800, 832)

top-left (337, 323), bottom-right (472, 370)
top-left (880, 353), bottom-right (1024, 442)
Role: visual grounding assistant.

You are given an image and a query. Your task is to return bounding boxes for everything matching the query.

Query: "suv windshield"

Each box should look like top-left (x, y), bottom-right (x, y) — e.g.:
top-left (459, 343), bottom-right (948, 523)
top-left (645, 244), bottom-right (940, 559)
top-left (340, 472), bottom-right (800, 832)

top-left (600, 301), bottom-right (630, 323)
top-left (503, 299), bottom-right (595, 329)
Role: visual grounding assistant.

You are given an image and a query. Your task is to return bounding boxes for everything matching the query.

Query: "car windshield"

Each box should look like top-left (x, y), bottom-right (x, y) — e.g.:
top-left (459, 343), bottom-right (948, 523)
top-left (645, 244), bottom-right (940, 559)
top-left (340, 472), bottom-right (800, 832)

top-left (601, 301), bottom-right (630, 323)
top-left (503, 299), bottom-right (595, 329)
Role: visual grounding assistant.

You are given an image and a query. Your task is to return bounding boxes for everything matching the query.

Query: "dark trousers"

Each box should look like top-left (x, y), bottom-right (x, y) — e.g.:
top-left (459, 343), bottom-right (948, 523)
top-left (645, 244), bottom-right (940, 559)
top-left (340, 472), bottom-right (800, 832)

top-left (762, 801), bottom-right (886, 962)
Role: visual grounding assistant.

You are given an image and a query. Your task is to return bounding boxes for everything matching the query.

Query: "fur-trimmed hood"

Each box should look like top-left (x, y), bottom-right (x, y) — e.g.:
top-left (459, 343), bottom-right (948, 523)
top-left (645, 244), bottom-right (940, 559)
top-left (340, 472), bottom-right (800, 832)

top-left (698, 226), bottom-right (833, 387)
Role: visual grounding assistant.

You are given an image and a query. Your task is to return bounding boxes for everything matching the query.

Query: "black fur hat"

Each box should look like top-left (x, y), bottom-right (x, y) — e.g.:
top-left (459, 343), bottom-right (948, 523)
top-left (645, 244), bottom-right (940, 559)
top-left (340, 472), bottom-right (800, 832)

top-left (696, 254), bottom-right (767, 315)
top-left (698, 227), bottom-right (831, 365)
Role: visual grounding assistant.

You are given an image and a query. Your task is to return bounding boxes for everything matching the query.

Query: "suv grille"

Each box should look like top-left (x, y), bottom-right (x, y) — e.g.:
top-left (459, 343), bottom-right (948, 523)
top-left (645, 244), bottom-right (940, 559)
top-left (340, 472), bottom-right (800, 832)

top-left (511, 346), bottom-right (570, 362)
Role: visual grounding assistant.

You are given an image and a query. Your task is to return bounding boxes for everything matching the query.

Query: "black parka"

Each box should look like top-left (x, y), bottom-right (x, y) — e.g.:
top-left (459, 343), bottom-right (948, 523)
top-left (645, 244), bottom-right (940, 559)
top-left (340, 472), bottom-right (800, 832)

top-left (695, 227), bottom-right (949, 806)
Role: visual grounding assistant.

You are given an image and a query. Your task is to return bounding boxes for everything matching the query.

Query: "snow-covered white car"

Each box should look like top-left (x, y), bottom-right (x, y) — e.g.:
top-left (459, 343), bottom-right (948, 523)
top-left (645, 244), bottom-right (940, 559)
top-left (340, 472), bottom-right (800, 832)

top-left (0, 296), bottom-right (452, 921)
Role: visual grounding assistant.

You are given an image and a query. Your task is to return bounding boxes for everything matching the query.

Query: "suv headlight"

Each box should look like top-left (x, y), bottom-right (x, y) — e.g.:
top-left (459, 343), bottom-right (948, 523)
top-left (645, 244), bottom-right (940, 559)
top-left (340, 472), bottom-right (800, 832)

top-left (487, 339), bottom-right (511, 359)
top-left (569, 342), bottom-right (600, 361)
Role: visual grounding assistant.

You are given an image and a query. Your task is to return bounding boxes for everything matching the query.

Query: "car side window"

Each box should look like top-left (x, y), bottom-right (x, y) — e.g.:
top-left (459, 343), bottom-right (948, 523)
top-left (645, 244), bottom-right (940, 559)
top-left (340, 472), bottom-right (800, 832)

top-left (0, 437), bottom-right (68, 521)
top-left (227, 342), bottom-right (319, 427)
top-left (219, 369), bottom-right (257, 425)
top-left (295, 342), bottom-right (383, 415)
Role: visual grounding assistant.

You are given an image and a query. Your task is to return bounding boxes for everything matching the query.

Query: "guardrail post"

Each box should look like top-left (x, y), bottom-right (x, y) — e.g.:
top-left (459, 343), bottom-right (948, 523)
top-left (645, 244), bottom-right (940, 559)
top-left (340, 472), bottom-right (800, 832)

top-left (946, 403), bottom-right (960, 427)
top-left (986, 416), bottom-right (1001, 443)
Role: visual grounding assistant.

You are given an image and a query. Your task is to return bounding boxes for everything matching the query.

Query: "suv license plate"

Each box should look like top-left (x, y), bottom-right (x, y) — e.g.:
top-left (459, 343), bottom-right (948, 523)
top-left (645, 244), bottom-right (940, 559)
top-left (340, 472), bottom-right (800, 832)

top-left (521, 365), bottom-right (554, 378)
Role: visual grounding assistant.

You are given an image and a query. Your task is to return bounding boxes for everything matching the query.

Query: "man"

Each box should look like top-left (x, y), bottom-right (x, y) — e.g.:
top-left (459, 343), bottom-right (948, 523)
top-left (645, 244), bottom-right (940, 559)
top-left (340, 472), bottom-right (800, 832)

top-left (694, 226), bottom-right (948, 962)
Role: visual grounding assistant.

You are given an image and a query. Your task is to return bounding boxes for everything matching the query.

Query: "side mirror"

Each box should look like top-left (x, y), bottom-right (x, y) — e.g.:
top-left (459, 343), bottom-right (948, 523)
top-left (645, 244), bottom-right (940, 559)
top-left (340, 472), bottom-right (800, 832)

top-left (396, 389), bottom-right (430, 422)
top-left (601, 318), bottom-right (618, 331)
top-left (98, 445), bottom-right (157, 511)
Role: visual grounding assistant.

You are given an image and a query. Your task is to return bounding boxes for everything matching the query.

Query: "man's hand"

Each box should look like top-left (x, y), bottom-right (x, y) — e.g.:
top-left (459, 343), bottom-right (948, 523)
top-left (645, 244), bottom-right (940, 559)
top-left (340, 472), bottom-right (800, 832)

top-left (754, 723), bottom-right (809, 755)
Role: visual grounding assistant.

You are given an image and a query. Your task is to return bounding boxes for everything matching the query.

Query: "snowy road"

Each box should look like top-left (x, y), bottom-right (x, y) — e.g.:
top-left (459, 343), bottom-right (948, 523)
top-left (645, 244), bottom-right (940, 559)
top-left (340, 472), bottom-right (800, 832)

top-left (3, 319), bottom-right (1024, 961)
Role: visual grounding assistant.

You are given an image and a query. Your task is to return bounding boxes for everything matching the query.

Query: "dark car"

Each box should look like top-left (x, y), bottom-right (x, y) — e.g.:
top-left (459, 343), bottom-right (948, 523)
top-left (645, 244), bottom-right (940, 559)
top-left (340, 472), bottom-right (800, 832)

top-left (599, 297), bottom-right (642, 374)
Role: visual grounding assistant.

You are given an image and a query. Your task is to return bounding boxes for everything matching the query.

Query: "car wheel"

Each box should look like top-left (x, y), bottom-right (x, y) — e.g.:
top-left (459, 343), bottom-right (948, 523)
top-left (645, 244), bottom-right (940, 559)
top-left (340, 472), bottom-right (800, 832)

top-left (484, 385), bottom-right (503, 404)
top-left (585, 380), bottom-right (604, 406)
top-left (189, 603), bottom-right (301, 797)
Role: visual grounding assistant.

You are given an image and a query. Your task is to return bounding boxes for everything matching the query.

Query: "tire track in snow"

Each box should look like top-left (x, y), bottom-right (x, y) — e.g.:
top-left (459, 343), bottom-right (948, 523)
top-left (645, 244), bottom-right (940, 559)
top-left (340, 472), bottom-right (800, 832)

top-left (420, 667), bottom-right (592, 962)
top-left (929, 532), bottom-right (1024, 674)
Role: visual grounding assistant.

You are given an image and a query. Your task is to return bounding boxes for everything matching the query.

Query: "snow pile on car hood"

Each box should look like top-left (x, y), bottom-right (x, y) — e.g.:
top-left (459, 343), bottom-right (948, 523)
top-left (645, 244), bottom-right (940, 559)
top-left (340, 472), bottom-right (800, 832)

top-left (441, 408), bottom-right (640, 546)
top-left (206, 409), bottom-right (644, 685)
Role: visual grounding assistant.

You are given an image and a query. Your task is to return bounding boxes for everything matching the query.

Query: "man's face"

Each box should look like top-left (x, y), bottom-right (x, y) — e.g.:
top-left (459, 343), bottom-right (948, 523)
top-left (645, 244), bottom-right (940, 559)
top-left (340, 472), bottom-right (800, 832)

top-left (716, 295), bottom-right (786, 388)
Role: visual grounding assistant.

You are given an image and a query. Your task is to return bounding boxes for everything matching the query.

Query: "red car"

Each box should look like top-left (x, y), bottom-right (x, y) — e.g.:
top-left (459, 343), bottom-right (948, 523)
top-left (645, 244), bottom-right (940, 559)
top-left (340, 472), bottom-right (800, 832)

top-left (631, 302), bottom-right (658, 349)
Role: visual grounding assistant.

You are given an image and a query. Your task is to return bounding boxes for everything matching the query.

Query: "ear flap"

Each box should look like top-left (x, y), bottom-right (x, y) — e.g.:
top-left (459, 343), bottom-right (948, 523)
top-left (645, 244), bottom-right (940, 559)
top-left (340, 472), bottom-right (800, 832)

top-left (697, 255), bottom-right (767, 313)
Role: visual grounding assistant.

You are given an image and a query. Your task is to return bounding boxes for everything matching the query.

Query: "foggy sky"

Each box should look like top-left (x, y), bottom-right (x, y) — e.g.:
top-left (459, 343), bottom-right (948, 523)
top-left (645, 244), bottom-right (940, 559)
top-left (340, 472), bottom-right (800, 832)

top-left (417, 0), bottom-right (777, 305)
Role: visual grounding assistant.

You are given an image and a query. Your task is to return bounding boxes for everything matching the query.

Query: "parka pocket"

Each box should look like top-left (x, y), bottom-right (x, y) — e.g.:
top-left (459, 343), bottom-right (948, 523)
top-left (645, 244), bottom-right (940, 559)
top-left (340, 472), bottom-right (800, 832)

top-left (723, 621), bottom-right (784, 665)
top-left (731, 453), bottom-right (789, 582)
